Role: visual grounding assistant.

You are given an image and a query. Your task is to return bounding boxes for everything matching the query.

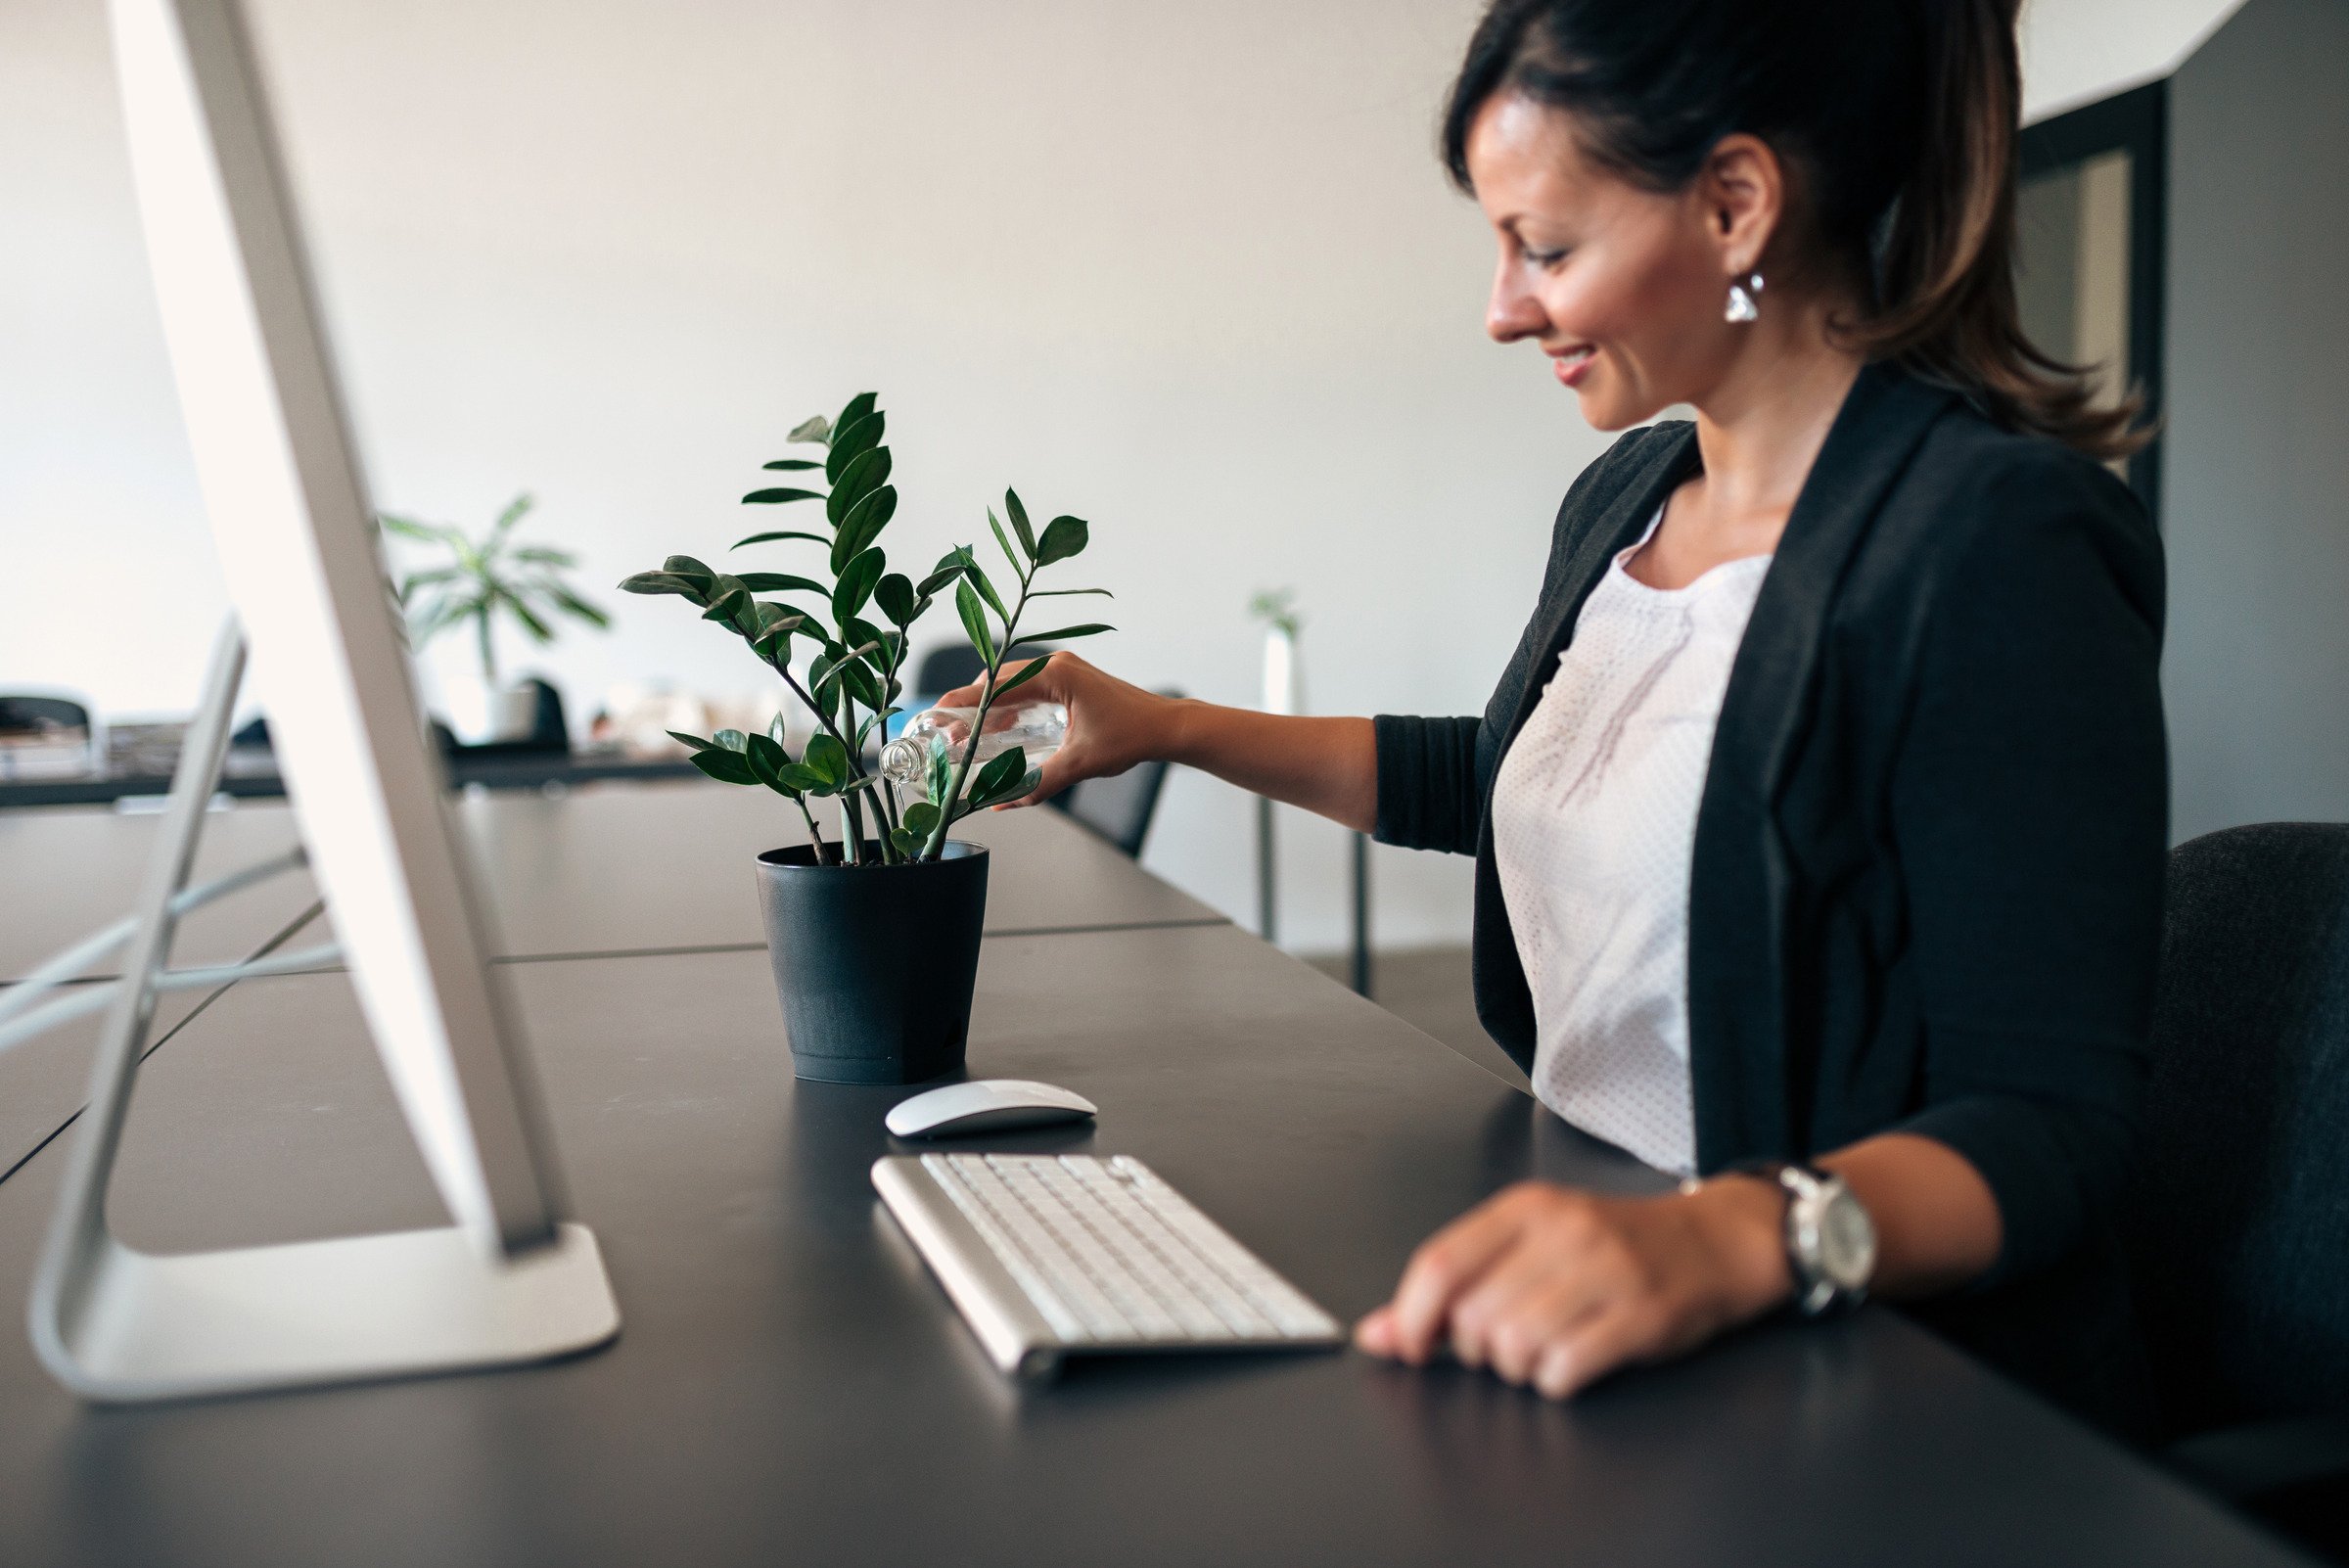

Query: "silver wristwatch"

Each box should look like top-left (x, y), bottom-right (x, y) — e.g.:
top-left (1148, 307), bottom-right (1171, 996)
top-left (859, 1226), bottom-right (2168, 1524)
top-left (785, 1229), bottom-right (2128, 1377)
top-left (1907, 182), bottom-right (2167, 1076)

top-left (1750, 1163), bottom-right (1877, 1316)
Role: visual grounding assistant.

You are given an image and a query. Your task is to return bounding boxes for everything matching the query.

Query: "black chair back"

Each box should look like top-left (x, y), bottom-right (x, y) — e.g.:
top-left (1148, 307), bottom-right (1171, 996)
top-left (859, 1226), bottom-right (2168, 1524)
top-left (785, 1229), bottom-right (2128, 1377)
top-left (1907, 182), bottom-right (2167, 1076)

top-left (2130, 822), bottom-right (2349, 1439)
top-left (0, 695), bottom-right (91, 734)
top-left (1053, 761), bottom-right (1171, 860)
top-left (909, 643), bottom-right (1054, 702)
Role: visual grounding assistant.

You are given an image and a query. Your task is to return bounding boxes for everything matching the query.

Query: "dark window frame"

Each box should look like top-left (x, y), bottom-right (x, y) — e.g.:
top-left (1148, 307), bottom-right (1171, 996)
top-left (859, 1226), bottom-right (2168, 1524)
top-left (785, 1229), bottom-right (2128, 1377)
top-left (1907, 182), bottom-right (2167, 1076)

top-left (2019, 78), bottom-right (2169, 523)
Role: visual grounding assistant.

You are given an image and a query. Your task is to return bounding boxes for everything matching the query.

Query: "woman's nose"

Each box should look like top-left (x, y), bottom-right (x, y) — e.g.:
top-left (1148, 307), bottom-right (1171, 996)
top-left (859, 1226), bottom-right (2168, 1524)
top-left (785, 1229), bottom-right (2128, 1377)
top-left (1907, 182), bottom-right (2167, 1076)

top-left (1487, 260), bottom-right (1546, 345)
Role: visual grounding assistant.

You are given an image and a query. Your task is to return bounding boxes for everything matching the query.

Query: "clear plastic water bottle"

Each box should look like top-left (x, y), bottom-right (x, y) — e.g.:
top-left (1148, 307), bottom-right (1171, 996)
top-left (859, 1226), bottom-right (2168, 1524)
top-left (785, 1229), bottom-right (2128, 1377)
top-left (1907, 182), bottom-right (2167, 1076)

top-left (879, 702), bottom-right (1068, 787)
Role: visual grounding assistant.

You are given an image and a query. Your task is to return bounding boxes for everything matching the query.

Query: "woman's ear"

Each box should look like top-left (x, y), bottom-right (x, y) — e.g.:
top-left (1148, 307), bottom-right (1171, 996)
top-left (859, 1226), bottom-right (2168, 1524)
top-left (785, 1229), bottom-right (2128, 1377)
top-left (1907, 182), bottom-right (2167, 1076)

top-left (1696, 132), bottom-right (1784, 280)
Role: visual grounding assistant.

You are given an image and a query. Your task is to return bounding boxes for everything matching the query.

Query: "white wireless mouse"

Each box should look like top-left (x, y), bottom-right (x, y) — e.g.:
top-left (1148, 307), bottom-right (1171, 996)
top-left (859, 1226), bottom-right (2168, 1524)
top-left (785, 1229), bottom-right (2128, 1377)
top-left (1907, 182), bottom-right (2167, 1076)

top-left (885, 1079), bottom-right (1098, 1139)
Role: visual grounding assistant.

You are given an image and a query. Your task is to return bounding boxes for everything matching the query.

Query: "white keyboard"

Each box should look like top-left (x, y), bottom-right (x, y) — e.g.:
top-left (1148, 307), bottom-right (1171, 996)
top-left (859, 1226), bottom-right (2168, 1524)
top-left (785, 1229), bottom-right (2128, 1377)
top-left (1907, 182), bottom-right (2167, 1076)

top-left (871, 1153), bottom-right (1346, 1377)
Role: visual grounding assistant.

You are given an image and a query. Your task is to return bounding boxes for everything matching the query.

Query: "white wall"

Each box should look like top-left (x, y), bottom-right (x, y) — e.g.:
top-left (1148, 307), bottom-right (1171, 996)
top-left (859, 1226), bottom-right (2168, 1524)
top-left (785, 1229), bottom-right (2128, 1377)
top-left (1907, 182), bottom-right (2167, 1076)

top-left (0, 0), bottom-right (2244, 952)
top-left (4, 0), bottom-right (1590, 953)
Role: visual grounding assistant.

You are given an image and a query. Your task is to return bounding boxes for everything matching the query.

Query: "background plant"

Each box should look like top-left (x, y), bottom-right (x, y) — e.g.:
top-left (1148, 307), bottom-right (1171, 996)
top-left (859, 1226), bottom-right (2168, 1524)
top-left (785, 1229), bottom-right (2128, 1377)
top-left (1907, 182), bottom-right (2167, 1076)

top-left (380, 494), bottom-right (611, 685)
top-left (618, 391), bottom-right (1111, 866)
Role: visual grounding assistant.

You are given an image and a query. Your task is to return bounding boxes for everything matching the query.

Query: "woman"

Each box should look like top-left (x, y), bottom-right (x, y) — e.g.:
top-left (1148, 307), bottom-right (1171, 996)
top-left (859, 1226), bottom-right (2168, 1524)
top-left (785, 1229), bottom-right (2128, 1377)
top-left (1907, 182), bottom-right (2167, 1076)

top-left (944, 0), bottom-right (2165, 1428)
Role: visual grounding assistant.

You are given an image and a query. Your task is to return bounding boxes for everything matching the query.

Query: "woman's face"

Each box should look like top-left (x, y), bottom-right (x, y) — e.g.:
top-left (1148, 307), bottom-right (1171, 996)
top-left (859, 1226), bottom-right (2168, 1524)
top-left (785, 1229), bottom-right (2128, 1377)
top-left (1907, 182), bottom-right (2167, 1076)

top-left (1465, 93), bottom-right (1743, 432)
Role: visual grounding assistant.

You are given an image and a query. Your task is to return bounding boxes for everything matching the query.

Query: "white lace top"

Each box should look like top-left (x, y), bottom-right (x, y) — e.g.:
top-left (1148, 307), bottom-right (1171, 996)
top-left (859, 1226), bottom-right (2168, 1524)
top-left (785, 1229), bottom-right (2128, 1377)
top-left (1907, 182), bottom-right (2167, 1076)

top-left (1490, 508), bottom-right (1773, 1175)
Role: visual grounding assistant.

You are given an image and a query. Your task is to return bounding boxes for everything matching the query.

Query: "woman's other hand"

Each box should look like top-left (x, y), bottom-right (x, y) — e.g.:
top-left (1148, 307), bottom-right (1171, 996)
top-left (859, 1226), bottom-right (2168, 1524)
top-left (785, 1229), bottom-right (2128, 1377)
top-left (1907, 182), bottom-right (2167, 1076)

top-left (935, 652), bottom-right (1183, 808)
top-left (1353, 1177), bottom-right (1793, 1399)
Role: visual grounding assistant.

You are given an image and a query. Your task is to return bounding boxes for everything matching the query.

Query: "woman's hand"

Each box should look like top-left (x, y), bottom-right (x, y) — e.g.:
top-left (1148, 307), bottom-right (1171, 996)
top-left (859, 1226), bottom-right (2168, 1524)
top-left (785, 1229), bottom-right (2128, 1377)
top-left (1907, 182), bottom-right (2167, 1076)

top-left (935, 652), bottom-right (1184, 807)
top-left (1354, 1177), bottom-right (1794, 1399)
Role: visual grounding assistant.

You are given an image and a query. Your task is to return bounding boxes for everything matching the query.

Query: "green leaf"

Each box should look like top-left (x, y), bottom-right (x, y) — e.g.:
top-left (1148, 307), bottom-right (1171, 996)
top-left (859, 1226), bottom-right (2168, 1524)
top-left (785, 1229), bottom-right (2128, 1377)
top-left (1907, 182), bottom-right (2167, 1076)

top-left (735, 572), bottom-right (830, 596)
top-left (743, 487), bottom-right (824, 507)
top-left (825, 446), bottom-right (892, 527)
top-left (839, 615), bottom-right (892, 666)
top-left (788, 414), bottom-right (831, 445)
top-left (955, 578), bottom-right (996, 665)
top-left (690, 748), bottom-right (758, 787)
top-left (713, 728), bottom-right (750, 752)
top-left (664, 554), bottom-right (717, 583)
top-left (825, 411), bottom-right (885, 483)
top-left (767, 713), bottom-right (791, 747)
top-left (966, 745), bottom-right (1028, 806)
top-left (733, 530), bottom-right (830, 551)
top-left (1036, 515), bottom-right (1088, 565)
top-left (891, 827), bottom-right (926, 858)
top-left (1004, 488), bottom-right (1038, 559)
top-left (915, 563), bottom-right (964, 598)
top-left (498, 586), bottom-right (556, 643)
top-left (511, 546), bottom-right (577, 568)
top-left (830, 484), bottom-right (898, 573)
top-left (833, 391), bottom-right (879, 434)
top-left (546, 585), bottom-right (610, 627)
top-left (1028, 586), bottom-right (1115, 600)
top-left (700, 575), bottom-right (752, 627)
top-left (743, 732), bottom-right (800, 798)
top-left (761, 458), bottom-right (822, 472)
top-left (668, 730), bottom-right (716, 752)
top-left (989, 509), bottom-right (1024, 578)
top-left (1018, 623), bottom-right (1113, 643)
top-left (925, 735), bottom-right (955, 808)
top-left (618, 571), bottom-right (706, 600)
top-left (838, 658), bottom-right (885, 711)
top-left (873, 573), bottom-right (916, 626)
top-left (949, 546), bottom-right (1008, 623)
top-left (832, 547), bottom-right (885, 623)
top-left (775, 761), bottom-right (831, 794)
top-left (804, 732), bottom-right (851, 787)
top-left (902, 801), bottom-right (943, 837)
top-left (992, 656), bottom-right (1053, 700)
top-left (378, 513), bottom-right (455, 544)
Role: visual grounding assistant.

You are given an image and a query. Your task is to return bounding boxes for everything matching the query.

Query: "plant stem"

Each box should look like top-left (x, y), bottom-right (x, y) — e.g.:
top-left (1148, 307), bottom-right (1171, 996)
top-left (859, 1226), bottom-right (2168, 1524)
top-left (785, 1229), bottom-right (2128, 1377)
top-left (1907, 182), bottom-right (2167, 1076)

top-left (795, 796), bottom-right (833, 865)
top-left (923, 576), bottom-right (1031, 860)
top-left (476, 607), bottom-right (497, 688)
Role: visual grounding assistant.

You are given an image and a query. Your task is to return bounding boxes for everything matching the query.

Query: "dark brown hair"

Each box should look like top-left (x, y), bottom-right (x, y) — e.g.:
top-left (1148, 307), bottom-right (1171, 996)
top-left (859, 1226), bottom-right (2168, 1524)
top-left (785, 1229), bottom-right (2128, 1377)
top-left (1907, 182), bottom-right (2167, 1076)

top-left (1441, 0), bottom-right (2144, 459)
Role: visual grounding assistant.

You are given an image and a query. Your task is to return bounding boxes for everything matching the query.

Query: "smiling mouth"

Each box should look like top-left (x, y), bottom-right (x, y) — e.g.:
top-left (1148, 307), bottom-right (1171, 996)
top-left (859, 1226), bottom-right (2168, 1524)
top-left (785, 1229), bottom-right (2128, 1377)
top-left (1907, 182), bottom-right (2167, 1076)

top-left (1549, 344), bottom-right (1597, 387)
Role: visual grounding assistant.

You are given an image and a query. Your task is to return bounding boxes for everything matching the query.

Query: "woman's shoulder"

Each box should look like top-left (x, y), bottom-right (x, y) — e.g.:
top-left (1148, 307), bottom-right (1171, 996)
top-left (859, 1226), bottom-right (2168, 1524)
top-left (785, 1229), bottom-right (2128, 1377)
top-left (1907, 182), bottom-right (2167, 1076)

top-left (1906, 394), bottom-right (2149, 546)
top-left (1871, 394), bottom-right (2163, 627)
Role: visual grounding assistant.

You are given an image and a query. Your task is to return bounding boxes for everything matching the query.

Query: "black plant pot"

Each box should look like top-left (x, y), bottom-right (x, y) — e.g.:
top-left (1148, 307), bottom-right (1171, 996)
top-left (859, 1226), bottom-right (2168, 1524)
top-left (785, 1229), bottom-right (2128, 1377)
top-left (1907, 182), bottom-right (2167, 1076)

top-left (754, 840), bottom-right (990, 1084)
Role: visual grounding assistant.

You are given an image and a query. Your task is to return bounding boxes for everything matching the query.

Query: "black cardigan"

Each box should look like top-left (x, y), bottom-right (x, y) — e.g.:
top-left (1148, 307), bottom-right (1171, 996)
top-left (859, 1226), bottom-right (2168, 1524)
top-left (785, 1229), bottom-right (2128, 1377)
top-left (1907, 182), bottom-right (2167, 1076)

top-left (1372, 363), bottom-right (2168, 1427)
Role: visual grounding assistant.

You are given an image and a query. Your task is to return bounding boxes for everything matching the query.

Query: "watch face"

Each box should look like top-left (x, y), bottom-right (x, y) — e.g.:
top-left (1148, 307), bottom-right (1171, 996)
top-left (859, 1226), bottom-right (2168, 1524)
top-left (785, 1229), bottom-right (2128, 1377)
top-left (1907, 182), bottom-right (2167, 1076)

top-left (1818, 1188), bottom-right (1878, 1288)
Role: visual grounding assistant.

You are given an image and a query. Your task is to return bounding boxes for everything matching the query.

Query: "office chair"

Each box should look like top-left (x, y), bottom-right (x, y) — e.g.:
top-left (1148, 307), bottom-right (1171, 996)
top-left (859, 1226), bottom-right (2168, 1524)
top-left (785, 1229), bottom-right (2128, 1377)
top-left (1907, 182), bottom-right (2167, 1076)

top-left (910, 642), bottom-right (1057, 704)
top-left (2128, 821), bottom-right (2349, 1560)
top-left (0, 695), bottom-right (92, 735)
top-left (1046, 689), bottom-right (1181, 860)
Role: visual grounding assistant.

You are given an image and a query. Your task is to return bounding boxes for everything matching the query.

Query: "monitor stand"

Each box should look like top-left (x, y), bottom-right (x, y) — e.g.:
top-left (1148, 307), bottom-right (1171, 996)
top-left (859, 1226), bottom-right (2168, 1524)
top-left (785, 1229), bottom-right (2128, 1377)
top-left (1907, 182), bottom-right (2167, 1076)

top-left (28, 623), bottom-right (621, 1403)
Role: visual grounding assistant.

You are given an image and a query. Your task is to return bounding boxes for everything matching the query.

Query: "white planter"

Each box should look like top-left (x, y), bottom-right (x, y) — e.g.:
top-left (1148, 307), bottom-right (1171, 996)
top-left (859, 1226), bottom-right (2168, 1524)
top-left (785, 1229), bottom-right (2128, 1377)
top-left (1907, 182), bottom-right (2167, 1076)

top-left (441, 675), bottom-right (538, 745)
top-left (1261, 627), bottom-right (1302, 717)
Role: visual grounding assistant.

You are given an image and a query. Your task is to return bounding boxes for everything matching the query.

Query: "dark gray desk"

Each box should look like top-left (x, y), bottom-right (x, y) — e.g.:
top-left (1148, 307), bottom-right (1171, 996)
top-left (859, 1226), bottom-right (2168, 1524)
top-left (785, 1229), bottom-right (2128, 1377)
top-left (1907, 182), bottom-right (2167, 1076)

top-left (0, 786), bottom-right (1220, 1244)
top-left (0, 923), bottom-right (2302, 1566)
top-left (2, 784), bottom-right (1220, 987)
top-left (0, 802), bottom-right (320, 984)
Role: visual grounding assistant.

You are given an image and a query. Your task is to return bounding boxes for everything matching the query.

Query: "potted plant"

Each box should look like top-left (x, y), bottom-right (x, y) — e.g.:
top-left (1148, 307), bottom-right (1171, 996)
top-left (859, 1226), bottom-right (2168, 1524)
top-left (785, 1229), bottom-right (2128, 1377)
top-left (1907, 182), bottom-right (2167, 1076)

top-left (619, 392), bottom-right (1112, 1084)
top-left (381, 494), bottom-right (611, 743)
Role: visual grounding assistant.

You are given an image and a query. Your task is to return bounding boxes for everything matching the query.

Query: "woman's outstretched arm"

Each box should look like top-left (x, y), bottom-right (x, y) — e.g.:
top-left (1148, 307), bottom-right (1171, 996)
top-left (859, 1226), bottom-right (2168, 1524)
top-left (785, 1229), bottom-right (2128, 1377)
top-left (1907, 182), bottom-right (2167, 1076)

top-left (935, 652), bottom-right (1379, 833)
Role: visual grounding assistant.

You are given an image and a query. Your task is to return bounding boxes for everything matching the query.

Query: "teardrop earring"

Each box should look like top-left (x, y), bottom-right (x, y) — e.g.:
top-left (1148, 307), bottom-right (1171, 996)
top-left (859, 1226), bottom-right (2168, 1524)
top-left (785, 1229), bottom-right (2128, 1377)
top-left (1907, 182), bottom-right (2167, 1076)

top-left (1725, 271), bottom-right (1765, 323)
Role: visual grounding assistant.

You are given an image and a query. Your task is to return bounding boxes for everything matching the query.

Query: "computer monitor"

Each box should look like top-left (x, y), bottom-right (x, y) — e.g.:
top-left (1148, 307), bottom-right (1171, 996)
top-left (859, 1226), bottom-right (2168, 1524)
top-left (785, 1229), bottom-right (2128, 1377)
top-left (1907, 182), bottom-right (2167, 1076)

top-left (26, 0), bottom-right (619, 1402)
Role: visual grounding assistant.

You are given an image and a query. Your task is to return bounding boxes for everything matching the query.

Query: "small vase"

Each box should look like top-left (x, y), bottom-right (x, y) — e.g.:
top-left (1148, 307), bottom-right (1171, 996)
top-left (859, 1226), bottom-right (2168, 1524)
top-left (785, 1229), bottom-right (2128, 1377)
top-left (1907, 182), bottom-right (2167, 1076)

top-left (441, 674), bottom-right (540, 745)
top-left (754, 841), bottom-right (990, 1084)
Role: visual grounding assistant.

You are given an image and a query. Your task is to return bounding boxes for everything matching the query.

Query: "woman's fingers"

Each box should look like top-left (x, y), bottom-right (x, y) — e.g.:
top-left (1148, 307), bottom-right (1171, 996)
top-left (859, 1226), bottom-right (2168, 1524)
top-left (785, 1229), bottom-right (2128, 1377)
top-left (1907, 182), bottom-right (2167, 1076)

top-left (1375, 1184), bottom-right (1543, 1363)
top-left (1533, 1305), bottom-right (1659, 1401)
top-left (933, 655), bottom-right (1060, 712)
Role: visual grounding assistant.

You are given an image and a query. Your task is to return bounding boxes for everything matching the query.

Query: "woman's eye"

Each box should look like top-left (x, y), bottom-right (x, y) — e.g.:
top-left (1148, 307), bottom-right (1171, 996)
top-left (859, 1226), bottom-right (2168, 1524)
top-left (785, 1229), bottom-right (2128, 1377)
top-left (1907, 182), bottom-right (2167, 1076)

top-left (1523, 246), bottom-right (1568, 269)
